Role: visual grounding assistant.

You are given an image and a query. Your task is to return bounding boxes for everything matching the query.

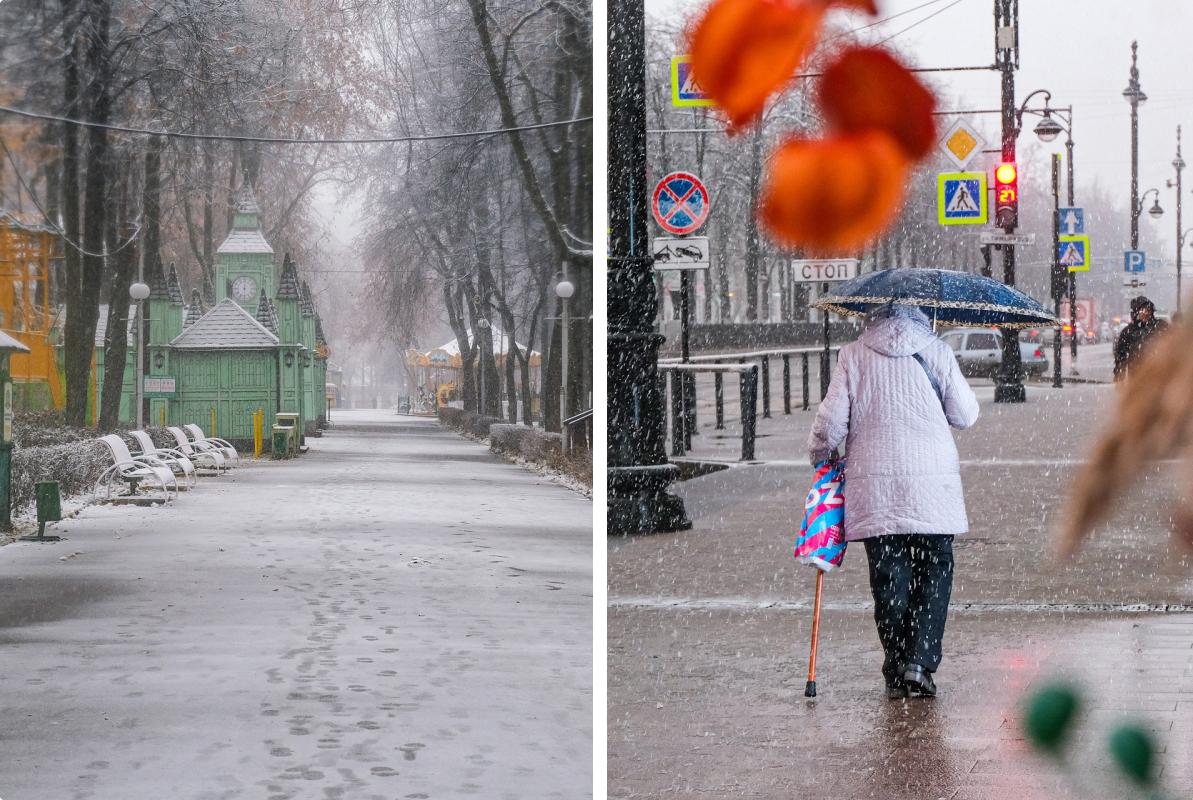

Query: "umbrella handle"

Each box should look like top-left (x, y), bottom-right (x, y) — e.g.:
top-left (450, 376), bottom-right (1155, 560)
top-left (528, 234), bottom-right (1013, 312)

top-left (805, 569), bottom-right (825, 697)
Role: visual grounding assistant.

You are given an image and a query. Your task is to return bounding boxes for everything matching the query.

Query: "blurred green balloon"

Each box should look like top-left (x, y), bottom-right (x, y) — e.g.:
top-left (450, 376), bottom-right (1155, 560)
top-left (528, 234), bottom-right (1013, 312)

top-left (1023, 684), bottom-right (1080, 753)
top-left (1109, 724), bottom-right (1156, 786)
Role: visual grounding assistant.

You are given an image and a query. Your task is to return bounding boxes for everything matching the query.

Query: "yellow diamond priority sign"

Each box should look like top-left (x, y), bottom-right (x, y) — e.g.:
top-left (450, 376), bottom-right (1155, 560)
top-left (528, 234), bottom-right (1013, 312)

top-left (940, 119), bottom-right (985, 170)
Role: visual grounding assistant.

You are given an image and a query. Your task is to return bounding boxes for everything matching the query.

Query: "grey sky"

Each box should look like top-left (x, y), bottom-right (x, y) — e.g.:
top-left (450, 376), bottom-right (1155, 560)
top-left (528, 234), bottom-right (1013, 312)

top-left (644, 0), bottom-right (1193, 266)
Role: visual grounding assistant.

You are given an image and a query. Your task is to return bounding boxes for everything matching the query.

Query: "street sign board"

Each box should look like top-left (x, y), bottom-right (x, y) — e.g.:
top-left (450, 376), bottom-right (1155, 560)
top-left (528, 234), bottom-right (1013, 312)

top-left (791, 258), bottom-right (859, 283)
top-left (1059, 207), bottom-right (1084, 235)
top-left (939, 119), bottom-right (985, 170)
top-left (979, 232), bottom-right (1036, 245)
top-left (1058, 234), bottom-right (1090, 272)
top-left (1124, 277), bottom-right (1147, 289)
top-left (651, 172), bottom-right (710, 235)
top-left (652, 236), bottom-right (710, 270)
top-left (144, 376), bottom-right (176, 396)
top-left (937, 172), bottom-right (988, 225)
top-left (1124, 250), bottom-right (1146, 273)
top-left (670, 56), bottom-right (713, 107)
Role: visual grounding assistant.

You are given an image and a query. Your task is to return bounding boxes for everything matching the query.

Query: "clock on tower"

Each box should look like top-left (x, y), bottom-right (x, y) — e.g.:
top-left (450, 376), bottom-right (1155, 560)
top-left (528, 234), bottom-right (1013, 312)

top-left (231, 275), bottom-right (258, 303)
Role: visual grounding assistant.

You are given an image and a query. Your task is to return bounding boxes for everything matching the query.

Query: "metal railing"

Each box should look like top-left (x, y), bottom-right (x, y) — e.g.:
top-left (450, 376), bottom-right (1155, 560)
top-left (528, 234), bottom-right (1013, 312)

top-left (660, 345), bottom-right (842, 418)
top-left (563, 407), bottom-right (593, 453)
top-left (658, 363), bottom-right (759, 461)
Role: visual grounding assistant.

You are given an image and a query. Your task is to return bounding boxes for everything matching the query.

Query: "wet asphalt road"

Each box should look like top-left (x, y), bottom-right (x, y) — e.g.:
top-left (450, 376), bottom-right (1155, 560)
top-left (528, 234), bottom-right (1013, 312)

top-left (0, 410), bottom-right (592, 799)
top-left (609, 380), bottom-right (1193, 799)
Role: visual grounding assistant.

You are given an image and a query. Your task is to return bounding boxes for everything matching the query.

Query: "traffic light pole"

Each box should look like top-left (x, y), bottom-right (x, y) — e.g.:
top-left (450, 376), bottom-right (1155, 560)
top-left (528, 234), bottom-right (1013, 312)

top-left (994, 0), bottom-right (1025, 404)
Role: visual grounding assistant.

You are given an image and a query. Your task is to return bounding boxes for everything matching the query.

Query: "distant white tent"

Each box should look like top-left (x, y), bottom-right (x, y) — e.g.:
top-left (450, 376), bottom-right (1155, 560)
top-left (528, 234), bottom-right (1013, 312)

top-left (433, 326), bottom-right (539, 358)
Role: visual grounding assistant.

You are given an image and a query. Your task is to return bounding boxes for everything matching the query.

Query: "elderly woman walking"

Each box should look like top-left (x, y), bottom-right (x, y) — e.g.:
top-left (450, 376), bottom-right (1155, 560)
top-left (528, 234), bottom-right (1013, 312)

top-left (808, 304), bottom-right (979, 699)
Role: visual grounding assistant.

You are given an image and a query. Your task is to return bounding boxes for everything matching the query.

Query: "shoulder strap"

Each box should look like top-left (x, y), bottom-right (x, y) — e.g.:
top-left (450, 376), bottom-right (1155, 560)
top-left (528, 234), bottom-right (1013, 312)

top-left (910, 351), bottom-right (945, 408)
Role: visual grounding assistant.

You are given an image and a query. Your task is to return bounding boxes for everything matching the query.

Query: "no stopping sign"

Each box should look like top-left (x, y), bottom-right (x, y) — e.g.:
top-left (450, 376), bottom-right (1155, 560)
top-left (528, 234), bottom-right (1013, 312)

top-left (651, 172), bottom-right (710, 235)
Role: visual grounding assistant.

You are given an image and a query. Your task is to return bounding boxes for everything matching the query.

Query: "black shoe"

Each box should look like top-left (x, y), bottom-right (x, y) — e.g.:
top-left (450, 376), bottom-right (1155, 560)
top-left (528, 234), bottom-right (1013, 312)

top-left (885, 678), bottom-right (909, 699)
top-left (902, 664), bottom-right (937, 697)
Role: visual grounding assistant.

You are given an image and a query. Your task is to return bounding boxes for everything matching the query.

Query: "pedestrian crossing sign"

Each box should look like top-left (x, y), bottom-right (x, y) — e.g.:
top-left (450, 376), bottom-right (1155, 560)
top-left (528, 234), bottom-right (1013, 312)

top-left (937, 172), bottom-right (987, 225)
top-left (671, 56), bottom-right (714, 107)
top-left (1058, 235), bottom-right (1091, 272)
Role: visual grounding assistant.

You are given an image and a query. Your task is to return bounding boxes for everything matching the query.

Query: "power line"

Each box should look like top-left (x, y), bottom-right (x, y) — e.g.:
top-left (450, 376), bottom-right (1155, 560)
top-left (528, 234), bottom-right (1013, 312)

top-left (0, 105), bottom-right (592, 145)
top-left (830, 0), bottom-right (955, 39)
top-left (876, 0), bottom-right (969, 46)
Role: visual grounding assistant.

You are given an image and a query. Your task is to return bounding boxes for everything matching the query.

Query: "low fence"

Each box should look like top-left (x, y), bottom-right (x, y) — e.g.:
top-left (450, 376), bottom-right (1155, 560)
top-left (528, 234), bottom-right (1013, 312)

top-left (658, 345), bottom-right (842, 463)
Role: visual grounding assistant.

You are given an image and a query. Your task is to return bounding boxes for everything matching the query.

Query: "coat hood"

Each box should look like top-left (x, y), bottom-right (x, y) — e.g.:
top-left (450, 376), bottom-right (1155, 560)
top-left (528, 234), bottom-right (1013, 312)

top-left (859, 304), bottom-right (937, 357)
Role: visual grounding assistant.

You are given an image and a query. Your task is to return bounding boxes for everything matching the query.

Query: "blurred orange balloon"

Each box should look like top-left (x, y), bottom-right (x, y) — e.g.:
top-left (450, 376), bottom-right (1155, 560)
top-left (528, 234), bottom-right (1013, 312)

top-left (820, 0), bottom-right (878, 11)
top-left (760, 131), bottom-right (910, 253)
top-left (688, 0), bottom-right (825, 131)
top-left (817, 47), bottom-right (937, 159)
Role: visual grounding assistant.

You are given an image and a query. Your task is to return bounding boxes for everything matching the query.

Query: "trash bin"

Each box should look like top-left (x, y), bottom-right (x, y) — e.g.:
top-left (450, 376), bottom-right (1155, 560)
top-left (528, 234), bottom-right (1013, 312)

top-left (275, 412), bottom-right (300, 455)
top-left (35, 481), bottom-right (61, 525)
top-left (271, 425), bottom-right (292, 459)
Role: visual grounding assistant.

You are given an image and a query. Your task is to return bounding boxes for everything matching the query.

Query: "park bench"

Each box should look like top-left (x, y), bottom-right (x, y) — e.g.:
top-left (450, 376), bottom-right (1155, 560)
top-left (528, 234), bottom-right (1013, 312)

top-left (166, 426), bottom-right (228, 473)
top-left (95, 434), bottom-right (177, 503)
top-left (128, 430), bottom-right (197, 489)
top-left (183, 424), bottom-right (240, 467)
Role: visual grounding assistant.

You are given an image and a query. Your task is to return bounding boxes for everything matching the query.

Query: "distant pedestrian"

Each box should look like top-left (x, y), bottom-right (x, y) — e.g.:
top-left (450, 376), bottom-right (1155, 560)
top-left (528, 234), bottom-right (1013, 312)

top-left (807, 304), bottom-right (979, 699)
top-left (1113, 296), bottom-right (1168, 381)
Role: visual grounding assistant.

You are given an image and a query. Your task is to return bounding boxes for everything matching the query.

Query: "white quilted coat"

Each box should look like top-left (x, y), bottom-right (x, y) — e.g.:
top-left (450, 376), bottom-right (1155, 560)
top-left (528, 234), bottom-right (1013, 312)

top-left (807, 309), bottom-right (980, 542)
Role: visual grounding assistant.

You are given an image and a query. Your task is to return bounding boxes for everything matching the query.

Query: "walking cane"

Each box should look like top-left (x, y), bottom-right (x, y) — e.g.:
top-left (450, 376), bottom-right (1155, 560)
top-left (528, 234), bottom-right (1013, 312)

top-left (805, 569), bottom-right (824, 698)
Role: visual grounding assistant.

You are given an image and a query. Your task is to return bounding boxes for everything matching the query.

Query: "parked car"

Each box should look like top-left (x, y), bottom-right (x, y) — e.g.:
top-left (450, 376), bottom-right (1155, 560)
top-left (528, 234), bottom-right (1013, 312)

top-left (939, 327), bottom-right (1048, 378)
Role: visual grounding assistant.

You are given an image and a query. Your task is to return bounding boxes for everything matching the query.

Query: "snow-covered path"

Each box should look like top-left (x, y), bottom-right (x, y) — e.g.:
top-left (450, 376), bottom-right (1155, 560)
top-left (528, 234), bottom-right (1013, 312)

top-left (0, 410), bottom-right (592, 799)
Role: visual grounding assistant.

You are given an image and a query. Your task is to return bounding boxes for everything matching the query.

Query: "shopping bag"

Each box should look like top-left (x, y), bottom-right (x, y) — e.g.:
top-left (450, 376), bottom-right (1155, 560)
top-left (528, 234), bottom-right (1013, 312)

top-left (793, 459), bottom-right (847, 572)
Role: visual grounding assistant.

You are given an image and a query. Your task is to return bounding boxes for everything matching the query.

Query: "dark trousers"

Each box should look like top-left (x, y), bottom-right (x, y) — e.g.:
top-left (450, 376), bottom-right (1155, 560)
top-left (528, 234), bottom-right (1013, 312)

top-left (863, 534), bottom-right (954, 683)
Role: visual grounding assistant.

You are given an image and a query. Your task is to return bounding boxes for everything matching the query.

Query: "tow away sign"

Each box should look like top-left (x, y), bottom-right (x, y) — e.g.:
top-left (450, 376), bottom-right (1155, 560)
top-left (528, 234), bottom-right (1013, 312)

top-left (652, 236), bottom-right (709, 270)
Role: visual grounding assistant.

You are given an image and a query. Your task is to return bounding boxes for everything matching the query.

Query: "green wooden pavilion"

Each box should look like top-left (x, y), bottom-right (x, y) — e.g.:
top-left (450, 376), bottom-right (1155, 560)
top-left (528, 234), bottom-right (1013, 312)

top-left (139, 179), bottom-right (329, 445)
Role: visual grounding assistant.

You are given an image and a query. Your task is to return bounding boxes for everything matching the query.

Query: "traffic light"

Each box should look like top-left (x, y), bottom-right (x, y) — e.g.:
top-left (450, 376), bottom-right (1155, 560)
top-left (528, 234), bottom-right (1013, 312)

top-left (994, 161), bottom-right (1018, 229)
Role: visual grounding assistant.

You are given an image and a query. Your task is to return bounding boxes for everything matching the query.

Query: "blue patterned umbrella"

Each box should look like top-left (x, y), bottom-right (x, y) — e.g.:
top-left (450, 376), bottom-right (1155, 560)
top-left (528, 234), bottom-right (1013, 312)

top-left (813, 268), bottom-right (1058, 329)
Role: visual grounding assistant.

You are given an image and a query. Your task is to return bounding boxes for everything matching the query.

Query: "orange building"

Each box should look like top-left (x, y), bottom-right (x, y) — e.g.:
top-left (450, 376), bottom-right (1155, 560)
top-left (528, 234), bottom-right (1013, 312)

top-left (0, 213), bottom-right (63, 411)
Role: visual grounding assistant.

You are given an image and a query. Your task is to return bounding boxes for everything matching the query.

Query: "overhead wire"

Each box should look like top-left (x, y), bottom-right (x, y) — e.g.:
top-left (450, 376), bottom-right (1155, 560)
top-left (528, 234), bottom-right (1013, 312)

top-left (875, 0), bottom-right (970, 46)
top-left (0, 105), bottom-right (592, 145)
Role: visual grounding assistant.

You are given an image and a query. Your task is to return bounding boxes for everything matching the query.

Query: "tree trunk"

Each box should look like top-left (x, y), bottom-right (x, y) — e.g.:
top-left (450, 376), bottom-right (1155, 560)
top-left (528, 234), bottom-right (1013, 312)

top-left (60, 0), bottom-right (86, 425)
top-left (98, 162), bottom-right (135, 431)
top-left (69, 0), bottom-right (113, 428)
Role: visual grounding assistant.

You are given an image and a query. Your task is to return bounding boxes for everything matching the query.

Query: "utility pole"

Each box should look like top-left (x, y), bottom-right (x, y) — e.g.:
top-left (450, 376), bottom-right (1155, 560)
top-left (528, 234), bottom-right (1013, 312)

top-left (1050, 154), bottom-right (1063, 388)
top-left (1066, 115), bottom-right (1078, 366)
top-left (1173, 126), bottom-right (1185, 313)
top-left (994, 0), bottom-right (1025, 403)
top-left (607, 0), bottom-right (689, 534)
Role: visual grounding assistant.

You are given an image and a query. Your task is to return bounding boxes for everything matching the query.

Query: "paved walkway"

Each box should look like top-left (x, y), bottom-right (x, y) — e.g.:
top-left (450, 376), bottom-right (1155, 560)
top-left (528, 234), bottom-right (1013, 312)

top-left (0, 410), bottom-right (592, 799)
top-left (609, 381), bottom-right (1193, 799)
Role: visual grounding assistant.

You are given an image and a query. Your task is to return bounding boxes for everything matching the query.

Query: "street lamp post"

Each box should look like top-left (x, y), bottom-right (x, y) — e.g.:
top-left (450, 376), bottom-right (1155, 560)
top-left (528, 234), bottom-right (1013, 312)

top-left (1124, 40), bottom-right (1148, 252)
top-left (607, 0), bottom-right (689, 533)
top-left (1032, 102), bottom-right (1080, 365)
top-left (129, 280), bottom-right (150, 429)
top-left (556, 274), bottom-right (575, 453)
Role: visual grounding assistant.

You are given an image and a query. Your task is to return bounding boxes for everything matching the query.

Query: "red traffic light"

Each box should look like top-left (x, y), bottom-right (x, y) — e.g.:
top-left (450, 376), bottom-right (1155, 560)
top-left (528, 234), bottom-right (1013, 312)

top-left (994, 161), bottom-right (1019, 229)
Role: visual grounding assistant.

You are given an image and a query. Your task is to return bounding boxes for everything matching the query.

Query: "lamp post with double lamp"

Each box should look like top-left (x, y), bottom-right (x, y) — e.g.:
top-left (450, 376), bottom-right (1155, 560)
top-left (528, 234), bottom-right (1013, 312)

top-left (129, 280), bottom-right (150, 429)
top-left (555, 274), bottom-right (574, 452)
